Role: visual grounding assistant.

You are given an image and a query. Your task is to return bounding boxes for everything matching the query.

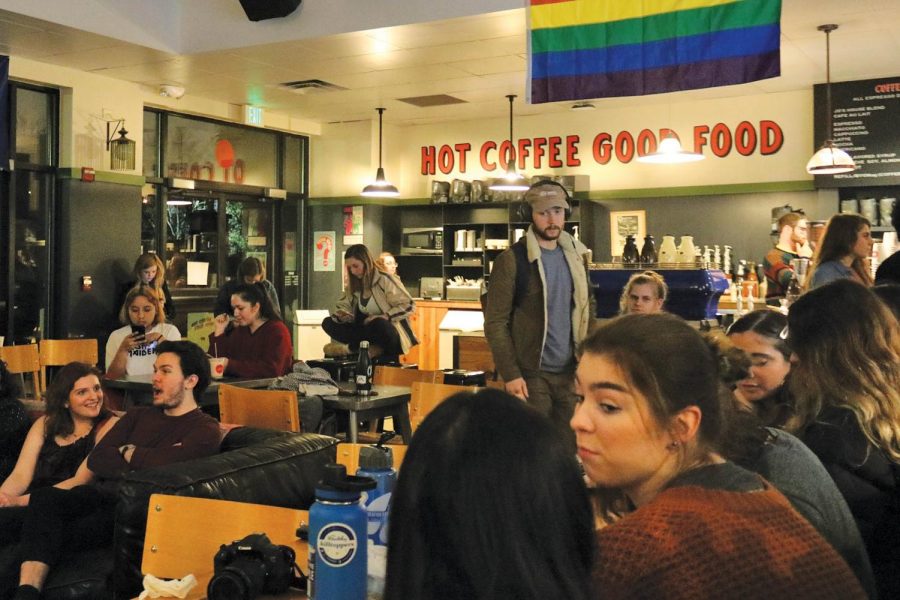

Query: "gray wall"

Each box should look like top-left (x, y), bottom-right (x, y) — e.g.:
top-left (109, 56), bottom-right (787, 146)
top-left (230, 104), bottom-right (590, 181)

top-left (56, 179), bottom-right (141, 355)
top-left (307, 203), bottom-right (385, 309)
top-left (580, 189), bottom-right (838, 267)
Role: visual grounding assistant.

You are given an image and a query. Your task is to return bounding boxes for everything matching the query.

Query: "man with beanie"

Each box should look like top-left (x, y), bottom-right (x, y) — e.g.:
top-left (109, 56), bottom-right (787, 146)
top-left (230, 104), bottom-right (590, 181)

top-left (484, 180), bottom-right (595, 440)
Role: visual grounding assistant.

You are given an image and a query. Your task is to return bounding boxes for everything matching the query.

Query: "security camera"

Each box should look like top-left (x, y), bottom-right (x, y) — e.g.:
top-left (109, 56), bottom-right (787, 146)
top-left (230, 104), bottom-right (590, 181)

top-left (159, 85), bottom-right (186, 99)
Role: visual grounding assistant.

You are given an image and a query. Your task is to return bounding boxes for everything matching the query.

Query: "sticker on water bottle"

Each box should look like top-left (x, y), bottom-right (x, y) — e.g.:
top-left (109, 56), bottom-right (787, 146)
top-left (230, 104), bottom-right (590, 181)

top-left (317, 524), bottom-right (358, 567)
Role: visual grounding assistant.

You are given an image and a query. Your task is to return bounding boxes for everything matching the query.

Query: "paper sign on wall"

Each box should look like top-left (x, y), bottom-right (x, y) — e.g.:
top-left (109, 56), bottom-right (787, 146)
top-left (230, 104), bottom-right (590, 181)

top-left (343, 206), bottom-right (363, 235)
top-left (314, 231), bottom-right (336, 272)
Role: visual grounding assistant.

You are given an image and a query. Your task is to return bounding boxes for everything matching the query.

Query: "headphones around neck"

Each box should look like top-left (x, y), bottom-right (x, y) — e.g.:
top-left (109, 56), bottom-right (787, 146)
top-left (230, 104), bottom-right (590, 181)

top-left (515, 179), bottom-right (573, 223)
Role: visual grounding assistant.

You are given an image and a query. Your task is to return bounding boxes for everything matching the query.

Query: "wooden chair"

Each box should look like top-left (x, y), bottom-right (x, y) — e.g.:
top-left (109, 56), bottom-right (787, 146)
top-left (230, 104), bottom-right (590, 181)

top-left (409, 381), bottom-right (479, 432)
top-left (218, 384), bottom-right (301, 432)
top-left (39, 338), bottom-right (99, 392)
top-left (0, 343), bottom-right (43, 399)
top-left (336, 442), bottom-right (407, 473)
top-left (373, 365), bottom-right (445, 387)
top-left (361, 366), bottom-right (446, 439)
top-left (142, 494), bottom-right (308, 595)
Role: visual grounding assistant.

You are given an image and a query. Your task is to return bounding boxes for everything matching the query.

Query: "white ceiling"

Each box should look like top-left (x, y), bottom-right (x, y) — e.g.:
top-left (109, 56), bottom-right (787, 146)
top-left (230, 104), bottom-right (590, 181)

top-left (0, 0), bottom-right (899, 127)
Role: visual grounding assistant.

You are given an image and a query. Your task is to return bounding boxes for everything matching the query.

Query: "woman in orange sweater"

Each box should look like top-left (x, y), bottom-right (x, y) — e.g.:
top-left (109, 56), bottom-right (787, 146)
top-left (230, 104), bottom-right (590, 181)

top-left (571, 313), bottom-right (866, 599)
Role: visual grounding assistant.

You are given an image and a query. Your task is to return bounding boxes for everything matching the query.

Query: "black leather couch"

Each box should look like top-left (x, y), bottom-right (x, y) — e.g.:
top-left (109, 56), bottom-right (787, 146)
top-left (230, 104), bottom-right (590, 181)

top-left (17, 427), bottom-right (338, 600)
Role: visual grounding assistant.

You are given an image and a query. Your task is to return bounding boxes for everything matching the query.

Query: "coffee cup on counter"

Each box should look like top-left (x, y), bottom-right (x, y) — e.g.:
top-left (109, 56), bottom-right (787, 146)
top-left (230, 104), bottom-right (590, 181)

top-left (209, 357), bottom-right (227, 379)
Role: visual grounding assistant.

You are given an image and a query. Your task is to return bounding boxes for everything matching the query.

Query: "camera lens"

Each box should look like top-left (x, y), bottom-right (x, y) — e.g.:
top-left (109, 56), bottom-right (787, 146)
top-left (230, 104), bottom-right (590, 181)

top-left (207, 560), bottom-right (267, 600)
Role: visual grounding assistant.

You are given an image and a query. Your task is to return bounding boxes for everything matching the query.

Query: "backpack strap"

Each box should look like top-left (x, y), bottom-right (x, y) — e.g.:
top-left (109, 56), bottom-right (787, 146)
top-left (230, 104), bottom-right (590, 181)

top-left (511, 238), bottom-right (530, 307)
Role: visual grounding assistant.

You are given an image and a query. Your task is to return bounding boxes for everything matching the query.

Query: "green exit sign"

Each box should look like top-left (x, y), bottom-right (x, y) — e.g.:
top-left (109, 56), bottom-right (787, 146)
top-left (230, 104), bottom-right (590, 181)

top-left (244, 105), bottom-right (265, 127)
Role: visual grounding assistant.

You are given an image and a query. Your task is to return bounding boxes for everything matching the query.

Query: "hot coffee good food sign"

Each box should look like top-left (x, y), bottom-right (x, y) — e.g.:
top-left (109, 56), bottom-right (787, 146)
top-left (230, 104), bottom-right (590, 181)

top-left (420, 120), bottom-right (784, 175)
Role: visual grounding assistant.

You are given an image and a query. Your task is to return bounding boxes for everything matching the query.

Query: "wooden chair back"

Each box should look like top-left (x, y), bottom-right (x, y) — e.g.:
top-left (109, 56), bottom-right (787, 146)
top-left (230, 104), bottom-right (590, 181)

top-left (39, 338), bottom-right (99, 391)
top-left (0, 343), bottom-right (42, 398)
top-left (218, 384), bottom-right (300, 432)
top-left (409, 381), bottom-right (479, 431)
top-left (336, 442), bottom-right (407, 473)
top-left (142, 494), bottom-right (307, 591)
top-left (373, 365), bottom-right (444, 386)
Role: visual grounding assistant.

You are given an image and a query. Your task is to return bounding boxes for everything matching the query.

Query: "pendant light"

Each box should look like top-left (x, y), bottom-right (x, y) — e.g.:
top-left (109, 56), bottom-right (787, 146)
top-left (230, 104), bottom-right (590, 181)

top-left (806, 24), bottom-right (856, 175)
top-left (489, 94), bottom-right (529, 192)
top-left (637, 131), bottom-right (705, 164)
top-left (361, 107), bottom-right (400, 198)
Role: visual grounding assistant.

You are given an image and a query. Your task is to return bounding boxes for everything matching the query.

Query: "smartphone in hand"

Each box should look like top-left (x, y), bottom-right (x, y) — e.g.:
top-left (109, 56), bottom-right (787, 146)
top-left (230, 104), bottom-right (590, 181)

top-left (131, 324), bottom-right (146, 341)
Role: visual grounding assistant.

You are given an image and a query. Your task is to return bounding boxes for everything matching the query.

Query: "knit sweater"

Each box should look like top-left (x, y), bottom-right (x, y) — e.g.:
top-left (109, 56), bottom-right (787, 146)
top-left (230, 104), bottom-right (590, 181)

top-left (593, 478), bottom-right (866, 599)
top-left (208, 319), bottom-right (294, 378)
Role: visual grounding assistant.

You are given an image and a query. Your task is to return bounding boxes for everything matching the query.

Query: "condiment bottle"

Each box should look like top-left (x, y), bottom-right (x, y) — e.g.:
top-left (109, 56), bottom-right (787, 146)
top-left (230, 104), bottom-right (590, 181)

top-left (676, 236), bottom-right (695, 264)
top-left (658, 236), bottom-right (677, 264)
top-left (640, 235), bottom-right (657, 266)
top-left (622, 235), bottom-right (640, 266)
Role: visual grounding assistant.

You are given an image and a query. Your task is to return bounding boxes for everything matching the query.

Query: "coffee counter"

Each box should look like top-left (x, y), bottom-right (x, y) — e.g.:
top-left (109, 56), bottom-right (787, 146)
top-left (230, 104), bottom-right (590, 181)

top-left (403, 300), bottom-right (482, 370)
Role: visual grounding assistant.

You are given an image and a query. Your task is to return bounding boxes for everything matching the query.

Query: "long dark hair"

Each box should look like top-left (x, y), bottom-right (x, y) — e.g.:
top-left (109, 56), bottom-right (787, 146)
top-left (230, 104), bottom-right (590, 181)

top-left (44, 362), bottom-right (110, 439)
top-left (787, 279), bottom-right (900, 461)
top-left (385, 389), bottom-right (594, 600)
top-left (344, 244), bottom-right (377, 295)
top-left (231, 282), bottom-right (282, 322)
top-left (807, 213), bottom-right (872, 287)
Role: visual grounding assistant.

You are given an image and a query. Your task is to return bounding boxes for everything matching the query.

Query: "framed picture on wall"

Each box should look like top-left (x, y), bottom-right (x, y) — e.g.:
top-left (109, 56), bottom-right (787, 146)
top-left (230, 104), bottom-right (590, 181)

top-left (609, 210), bottom-right (646, 258)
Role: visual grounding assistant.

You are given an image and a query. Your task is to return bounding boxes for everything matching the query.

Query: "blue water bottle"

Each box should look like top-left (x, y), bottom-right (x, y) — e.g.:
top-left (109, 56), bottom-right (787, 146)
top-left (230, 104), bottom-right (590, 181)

top-left (356, 433), bottom-right (398, 598)
top-left (308, 464), bottom-right (376, 600)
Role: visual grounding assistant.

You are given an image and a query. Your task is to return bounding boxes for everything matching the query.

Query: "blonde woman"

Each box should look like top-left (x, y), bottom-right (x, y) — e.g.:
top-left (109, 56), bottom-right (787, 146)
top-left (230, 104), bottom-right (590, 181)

top-left (618, 270), bottom-right (667, 315)
top-left (118, 253), bottom-right (174, 320)
top-left (105, 285), bottom-right (181, 379)
top-left (787, 279), bottom-right (900, 598)
top-left (322, 244), bottom-right (416, 359)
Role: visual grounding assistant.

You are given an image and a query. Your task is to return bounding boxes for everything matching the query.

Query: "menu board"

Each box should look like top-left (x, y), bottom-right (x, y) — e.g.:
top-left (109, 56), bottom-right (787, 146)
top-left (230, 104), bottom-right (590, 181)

top-left (812, 76), bottom-right (900, 188)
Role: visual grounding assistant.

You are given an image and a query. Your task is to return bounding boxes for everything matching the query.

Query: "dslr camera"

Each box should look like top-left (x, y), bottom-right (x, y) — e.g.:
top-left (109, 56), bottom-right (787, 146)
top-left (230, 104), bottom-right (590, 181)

top-left (207, 533), bottom-right (297, 600)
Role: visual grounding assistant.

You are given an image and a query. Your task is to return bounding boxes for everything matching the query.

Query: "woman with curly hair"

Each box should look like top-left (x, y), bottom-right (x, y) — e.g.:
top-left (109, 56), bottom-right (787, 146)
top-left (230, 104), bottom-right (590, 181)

top-left (787, 279), bottom-right (900, 598)
top-left (807, 214), bottom-right (874, 290)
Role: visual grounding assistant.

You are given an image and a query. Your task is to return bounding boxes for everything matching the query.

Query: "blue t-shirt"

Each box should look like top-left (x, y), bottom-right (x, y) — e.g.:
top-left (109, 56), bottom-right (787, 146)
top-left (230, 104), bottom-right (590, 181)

top-left (540, 246), bottom-right (573, 373)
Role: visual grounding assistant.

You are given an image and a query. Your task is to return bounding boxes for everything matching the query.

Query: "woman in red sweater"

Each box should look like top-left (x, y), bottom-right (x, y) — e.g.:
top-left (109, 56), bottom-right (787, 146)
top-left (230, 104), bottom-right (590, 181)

top-left (208, 282), bottom-right (293, 378)
top-left (571, 313), bottom-right (865, 599)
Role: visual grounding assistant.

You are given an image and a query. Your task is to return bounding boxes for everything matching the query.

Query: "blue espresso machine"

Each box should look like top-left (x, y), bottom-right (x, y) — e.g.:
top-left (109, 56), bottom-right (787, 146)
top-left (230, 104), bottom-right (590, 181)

top-left (590, 267), bottom-right (729, 321)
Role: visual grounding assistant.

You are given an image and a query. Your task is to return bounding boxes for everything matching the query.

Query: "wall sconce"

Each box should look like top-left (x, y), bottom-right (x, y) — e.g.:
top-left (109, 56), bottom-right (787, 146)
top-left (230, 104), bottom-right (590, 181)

top-left (106, 119), bottom-right (136, 171)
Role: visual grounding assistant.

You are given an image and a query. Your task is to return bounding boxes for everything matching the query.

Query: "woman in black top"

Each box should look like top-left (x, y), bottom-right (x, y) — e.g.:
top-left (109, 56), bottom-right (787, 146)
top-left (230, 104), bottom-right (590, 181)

top-left (787, 280), bottom-right (900, 599)
top-left (0, 363), bottom-right (117, 540)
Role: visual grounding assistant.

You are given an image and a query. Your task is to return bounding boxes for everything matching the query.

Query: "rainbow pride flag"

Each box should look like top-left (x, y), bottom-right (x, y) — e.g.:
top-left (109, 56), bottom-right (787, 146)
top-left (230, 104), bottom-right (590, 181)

top-left (528, 0), bottom-right (782, 103)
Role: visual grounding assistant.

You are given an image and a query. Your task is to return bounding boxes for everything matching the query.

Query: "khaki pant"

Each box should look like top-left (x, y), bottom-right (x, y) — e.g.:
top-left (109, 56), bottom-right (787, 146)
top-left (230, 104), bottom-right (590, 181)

top-left (522, 368), bottom-right (578, 448)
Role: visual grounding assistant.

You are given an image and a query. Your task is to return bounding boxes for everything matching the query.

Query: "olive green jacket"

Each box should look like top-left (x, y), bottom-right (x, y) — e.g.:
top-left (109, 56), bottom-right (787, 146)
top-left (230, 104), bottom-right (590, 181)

top-left (484, 227), bottom-right (595, 382)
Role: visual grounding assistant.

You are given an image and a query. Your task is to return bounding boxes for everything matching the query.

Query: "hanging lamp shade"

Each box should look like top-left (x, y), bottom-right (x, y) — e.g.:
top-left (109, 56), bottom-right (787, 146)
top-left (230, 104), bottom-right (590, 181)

top-left (106, 121), bottom-right (136, 171)
top-left (806, 24), bottom-right (856, 176)
top-left (636, 133), bottom-right (705, 164)
top-left (489, 94), bottom-right (529, 192)
top-left (361, 107), bottom-right (399, 198)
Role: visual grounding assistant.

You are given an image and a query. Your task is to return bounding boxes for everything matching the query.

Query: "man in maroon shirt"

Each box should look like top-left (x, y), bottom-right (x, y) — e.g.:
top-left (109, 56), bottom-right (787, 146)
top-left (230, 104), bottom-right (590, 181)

top-left (13, 341), bottom-right (220, 600)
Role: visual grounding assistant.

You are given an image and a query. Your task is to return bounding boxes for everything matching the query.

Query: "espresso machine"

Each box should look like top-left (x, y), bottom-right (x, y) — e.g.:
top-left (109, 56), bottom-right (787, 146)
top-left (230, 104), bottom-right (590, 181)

top-left (589, 266), bottom-right (729, 322)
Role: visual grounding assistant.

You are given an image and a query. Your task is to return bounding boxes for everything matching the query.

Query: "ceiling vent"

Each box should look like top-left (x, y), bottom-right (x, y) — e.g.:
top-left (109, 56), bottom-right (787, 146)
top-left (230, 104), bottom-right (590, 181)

top-left (279, 79), bottom-right (347, 94)
top-left (397, 94), bottom-right (467, 107)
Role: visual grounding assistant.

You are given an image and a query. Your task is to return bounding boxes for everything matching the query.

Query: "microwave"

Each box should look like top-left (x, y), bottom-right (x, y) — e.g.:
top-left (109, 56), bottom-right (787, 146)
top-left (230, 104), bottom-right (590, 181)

top-left (401, 227), bottom-right (443, 255)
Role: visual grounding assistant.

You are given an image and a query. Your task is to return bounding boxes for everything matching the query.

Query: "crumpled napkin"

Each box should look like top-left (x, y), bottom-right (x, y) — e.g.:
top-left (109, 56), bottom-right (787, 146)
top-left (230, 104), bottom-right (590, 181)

top-left (138, 573), bottom-right (198, 599)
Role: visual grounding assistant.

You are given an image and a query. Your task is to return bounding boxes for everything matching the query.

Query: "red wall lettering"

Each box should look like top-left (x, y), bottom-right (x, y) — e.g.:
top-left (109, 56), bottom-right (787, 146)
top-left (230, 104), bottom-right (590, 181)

top-left (636, 129), bottom-right (656, 156)
top-left (734, 121), bottom-right (757, 156)
top-left (566, 135), bottom-right (580, 167)
top-left (760, 120), bottom-right (784, 155)
top-left (437, 145), bottom-right (454, 174)
top-left (517, 138), bottom-right (531, 170)
top-left (233, 159), bottom-right (245, 184)
top-left (548, 136), bottom-right (563, 168)
top-left (421, 146), bottom-right (436, 175)
top-left (710, 123), bottom-right (732, 157)
top-left (593, 133), bottom-right (612, 164)
top-left (533, 137), bottom-right (547, 169)
top-left (454, 143), bottom-right (471, 172)
top-left (614, 131), bottom-right (635, 163)
top-left (480, 141), bottom-right (497, 171)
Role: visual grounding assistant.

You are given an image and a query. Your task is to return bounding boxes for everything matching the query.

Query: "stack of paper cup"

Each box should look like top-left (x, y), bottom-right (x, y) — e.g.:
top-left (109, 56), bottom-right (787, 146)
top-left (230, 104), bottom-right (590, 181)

top-left (879, 231), bottom-right (897, 263)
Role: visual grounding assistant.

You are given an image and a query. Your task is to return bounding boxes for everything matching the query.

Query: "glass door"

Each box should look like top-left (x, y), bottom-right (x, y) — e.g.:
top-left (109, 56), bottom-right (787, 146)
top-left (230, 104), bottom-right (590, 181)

top-left (224, 196), bottom-right (275, 295)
